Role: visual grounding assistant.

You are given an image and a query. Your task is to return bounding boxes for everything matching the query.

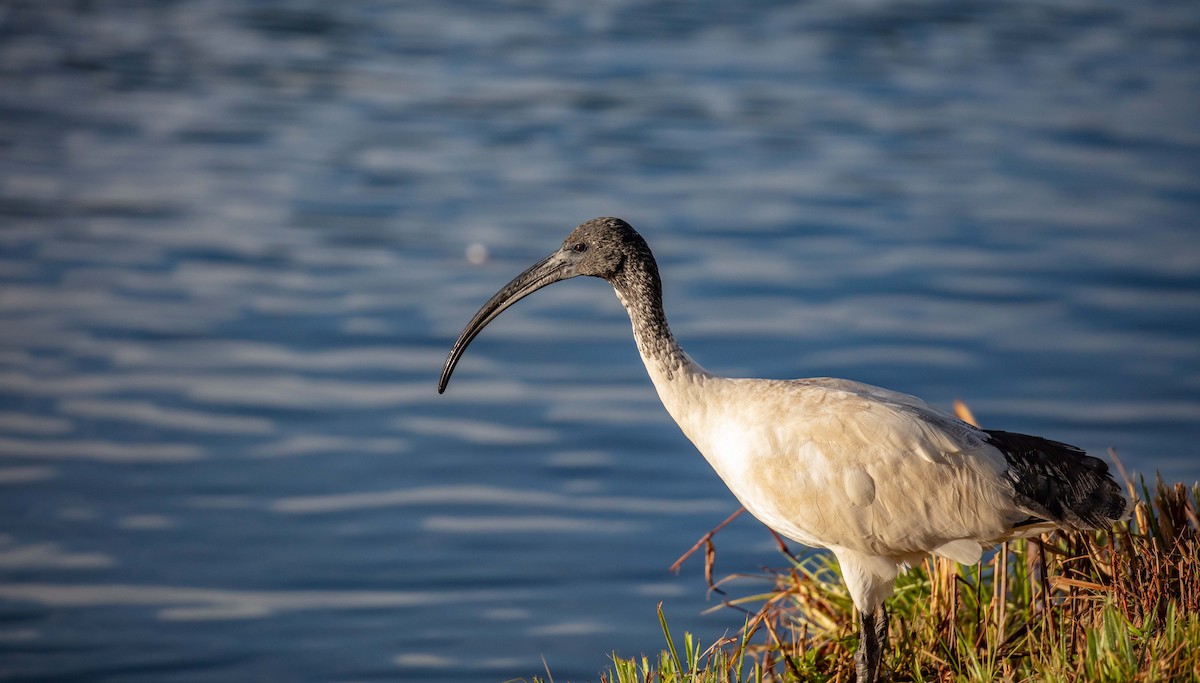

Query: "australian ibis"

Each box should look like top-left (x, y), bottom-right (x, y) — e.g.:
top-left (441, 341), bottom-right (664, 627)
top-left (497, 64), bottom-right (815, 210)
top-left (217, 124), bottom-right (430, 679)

top-left (437, 217), bottom-right (1129, 682)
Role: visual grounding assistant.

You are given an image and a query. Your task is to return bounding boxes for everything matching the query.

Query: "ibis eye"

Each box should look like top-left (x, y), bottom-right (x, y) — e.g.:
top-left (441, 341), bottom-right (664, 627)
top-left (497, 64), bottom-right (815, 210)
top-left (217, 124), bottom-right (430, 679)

top-left (571, 242), bottom-right (587, 253)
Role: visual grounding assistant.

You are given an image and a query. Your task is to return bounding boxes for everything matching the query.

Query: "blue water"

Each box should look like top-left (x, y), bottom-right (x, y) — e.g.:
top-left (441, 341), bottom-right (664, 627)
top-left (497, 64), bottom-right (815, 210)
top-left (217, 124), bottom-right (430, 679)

top-left (1, 1), bottom-right (1198, 680)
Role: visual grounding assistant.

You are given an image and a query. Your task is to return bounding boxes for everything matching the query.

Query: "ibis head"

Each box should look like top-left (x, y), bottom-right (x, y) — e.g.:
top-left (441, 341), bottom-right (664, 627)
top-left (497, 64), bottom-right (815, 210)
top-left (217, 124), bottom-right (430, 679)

top-left (438, 217), bottom-right (654, 394)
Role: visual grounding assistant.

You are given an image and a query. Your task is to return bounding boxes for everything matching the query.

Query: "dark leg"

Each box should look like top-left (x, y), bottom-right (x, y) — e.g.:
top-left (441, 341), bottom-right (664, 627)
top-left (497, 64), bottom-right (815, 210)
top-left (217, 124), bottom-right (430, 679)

top-left (855, 604), bottom-right (888, 683)
top-left (875, 603), bottom-right (889, 659)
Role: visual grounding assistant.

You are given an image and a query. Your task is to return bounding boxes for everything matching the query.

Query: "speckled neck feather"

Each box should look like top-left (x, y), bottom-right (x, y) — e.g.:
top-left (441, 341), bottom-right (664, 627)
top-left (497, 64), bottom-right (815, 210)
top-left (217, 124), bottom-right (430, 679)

top-left (608, 245), bottom-right (691, 382)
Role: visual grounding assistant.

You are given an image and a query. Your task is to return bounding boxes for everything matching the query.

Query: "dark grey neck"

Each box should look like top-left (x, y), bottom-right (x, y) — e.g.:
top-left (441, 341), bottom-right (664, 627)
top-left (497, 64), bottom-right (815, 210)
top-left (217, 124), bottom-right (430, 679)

top-left (609, 256), bottom-right (691, 381)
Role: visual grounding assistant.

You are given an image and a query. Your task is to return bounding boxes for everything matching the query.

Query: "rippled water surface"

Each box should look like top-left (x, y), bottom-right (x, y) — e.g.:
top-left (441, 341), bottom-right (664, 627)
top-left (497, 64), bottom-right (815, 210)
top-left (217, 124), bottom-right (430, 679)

top-left (1, 1), bottom-right (1198, 681)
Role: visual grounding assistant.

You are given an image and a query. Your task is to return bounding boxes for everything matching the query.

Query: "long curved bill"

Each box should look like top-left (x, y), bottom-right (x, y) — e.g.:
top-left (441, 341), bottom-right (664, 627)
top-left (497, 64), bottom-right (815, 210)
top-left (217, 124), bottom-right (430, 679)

top-left (438, 250), bottom-right (573, 393)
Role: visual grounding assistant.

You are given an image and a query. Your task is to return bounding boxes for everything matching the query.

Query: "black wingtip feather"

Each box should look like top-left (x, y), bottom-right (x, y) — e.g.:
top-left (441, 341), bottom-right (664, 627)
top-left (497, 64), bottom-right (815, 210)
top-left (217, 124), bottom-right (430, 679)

top-left (984, 429), bottom-right (1128, 530)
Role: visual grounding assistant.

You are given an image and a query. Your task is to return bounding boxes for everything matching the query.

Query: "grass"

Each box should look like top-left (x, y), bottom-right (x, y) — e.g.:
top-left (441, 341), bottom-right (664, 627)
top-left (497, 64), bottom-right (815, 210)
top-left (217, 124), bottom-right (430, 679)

top-left (581, 471), bottom-right (1200, 682)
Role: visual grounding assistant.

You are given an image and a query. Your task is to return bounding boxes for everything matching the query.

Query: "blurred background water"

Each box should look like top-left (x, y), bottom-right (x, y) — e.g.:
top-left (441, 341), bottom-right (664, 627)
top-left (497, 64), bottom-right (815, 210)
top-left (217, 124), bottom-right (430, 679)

top-left (0, 0), bottom-right (1198, 680)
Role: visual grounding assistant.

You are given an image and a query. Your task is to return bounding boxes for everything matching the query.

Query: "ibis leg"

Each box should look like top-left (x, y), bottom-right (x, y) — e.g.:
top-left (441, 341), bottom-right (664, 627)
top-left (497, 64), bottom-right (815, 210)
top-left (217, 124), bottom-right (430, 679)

top-left (855, 603), bottom-right (888, 683)
top-left (875, 603), bottom-right (889, 658)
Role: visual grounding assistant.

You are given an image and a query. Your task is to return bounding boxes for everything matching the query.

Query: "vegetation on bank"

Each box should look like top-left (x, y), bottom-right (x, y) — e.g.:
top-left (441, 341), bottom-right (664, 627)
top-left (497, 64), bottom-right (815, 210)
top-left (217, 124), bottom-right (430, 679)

top-left (528, 450), bottom-right (1199, 682)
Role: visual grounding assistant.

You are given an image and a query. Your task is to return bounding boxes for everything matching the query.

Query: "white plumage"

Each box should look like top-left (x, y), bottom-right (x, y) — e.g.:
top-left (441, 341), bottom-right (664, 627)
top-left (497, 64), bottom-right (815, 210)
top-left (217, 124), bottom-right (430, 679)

top-left (439, 218), bottom-right (1129, 683)
top-left (654, 374), bottom-right (1030, 608)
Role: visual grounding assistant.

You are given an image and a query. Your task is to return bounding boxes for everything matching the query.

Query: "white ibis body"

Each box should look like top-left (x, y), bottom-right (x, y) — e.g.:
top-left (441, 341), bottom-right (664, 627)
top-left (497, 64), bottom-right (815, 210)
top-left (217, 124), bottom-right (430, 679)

top-left (438, 217), bottom-right (1129, 683)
